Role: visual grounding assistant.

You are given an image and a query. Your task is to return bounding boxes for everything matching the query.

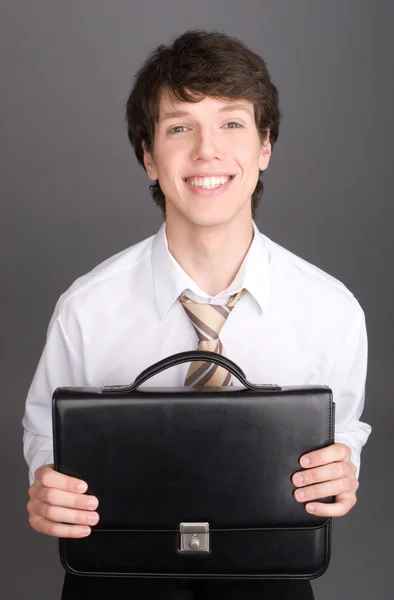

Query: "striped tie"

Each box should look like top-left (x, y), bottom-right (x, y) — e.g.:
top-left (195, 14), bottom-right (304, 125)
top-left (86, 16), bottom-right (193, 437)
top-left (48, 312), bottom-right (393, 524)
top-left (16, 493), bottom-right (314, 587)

top-left (179, 288), bottom-right (246, 387)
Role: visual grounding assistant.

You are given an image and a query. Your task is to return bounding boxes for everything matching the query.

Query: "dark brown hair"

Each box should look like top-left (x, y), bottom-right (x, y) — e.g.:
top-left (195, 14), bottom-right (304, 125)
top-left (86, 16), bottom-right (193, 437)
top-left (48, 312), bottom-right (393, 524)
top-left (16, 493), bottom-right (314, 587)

top-left (126, 29), bottom-right (282, 216)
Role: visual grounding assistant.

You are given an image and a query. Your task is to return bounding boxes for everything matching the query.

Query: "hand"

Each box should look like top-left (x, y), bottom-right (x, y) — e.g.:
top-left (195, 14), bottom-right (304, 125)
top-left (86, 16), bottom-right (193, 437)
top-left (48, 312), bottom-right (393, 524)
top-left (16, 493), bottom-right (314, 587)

top-left (292, 442), bottom-right (359, 517)
top-left (27, 464), bottom-right (99, 538)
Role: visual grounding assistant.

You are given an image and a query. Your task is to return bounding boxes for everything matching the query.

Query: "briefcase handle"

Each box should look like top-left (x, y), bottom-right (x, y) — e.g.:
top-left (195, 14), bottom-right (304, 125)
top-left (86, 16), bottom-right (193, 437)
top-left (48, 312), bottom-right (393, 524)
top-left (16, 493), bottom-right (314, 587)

top-left (103, 350), bottom-right (281, 394)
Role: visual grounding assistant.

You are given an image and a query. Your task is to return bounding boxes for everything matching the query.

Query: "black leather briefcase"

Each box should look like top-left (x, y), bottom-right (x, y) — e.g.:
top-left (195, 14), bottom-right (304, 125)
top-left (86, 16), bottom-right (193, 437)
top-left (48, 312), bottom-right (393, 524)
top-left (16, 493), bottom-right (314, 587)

top-left (53, 351), bottom-right (334, 580)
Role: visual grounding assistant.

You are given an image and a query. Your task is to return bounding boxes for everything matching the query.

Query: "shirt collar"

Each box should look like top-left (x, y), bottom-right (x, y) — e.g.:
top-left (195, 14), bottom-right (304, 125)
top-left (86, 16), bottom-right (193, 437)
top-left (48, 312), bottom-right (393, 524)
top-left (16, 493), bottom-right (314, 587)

top-left (151, 221), bottom-right (270, 319)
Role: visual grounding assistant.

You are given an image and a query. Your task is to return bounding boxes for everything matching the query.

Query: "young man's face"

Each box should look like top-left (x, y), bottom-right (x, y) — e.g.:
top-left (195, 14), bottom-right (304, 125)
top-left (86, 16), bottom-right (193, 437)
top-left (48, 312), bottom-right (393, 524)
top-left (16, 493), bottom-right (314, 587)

top-left (143, 90), bottom-right (271, 228)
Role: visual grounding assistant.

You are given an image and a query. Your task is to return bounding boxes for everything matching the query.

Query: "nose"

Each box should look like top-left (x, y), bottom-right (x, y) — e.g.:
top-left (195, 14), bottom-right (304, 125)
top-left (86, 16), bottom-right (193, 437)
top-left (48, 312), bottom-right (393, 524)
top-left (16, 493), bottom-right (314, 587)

top-left (191, 128), bottom-right (225, 162)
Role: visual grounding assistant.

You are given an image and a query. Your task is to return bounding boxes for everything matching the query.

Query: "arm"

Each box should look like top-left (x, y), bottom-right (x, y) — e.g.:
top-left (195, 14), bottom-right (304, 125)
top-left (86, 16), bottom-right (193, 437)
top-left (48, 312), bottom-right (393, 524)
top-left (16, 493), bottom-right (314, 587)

top-left (292, 301), bottom-right (371, 516)
top-left (22, 304), bottom-right (83, 485)
top-left (22, 301), bottom-right (99, 537)
top-left (329, 304), bottom-right (371, 479)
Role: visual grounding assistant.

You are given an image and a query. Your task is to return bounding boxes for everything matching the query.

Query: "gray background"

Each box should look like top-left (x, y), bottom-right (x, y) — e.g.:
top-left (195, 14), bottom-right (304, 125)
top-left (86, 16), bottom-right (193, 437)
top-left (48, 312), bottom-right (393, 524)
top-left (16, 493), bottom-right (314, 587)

top-left (1, 1), bottom-right (392, 598)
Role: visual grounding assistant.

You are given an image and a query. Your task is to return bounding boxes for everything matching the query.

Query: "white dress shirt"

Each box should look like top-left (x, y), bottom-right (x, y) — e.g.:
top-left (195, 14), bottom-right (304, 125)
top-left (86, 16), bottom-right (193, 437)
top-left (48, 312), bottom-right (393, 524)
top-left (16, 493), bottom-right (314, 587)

top-left (22, 221), bottom-right (371, 485)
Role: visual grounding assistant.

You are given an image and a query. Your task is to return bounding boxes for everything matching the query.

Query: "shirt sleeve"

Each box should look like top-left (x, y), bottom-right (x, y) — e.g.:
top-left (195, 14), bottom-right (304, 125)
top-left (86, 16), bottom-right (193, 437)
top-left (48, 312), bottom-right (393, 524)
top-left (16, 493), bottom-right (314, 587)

top-left (22, 300), bottom-right (84, 486)
top-left (329, 303), bottom-right (371, 479)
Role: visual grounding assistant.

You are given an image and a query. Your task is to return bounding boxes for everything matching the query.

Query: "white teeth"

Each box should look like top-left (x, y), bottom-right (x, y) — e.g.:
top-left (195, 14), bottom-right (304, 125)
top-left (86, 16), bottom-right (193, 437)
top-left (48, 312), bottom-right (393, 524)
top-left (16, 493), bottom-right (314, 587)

top-left (186, 176), bottom-right (232, 189)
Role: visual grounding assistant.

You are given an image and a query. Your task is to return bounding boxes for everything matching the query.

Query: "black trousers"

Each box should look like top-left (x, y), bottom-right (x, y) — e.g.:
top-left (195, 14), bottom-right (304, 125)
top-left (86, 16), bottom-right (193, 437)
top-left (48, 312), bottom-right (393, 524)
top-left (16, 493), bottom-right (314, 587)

top-left (61, 573), bottom-right (315, 599)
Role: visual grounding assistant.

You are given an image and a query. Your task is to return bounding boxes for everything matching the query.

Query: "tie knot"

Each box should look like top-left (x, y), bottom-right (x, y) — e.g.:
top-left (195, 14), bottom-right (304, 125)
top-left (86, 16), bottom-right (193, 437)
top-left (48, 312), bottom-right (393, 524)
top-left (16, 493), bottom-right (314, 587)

top-left (179, 289), bottom-right (246, 342)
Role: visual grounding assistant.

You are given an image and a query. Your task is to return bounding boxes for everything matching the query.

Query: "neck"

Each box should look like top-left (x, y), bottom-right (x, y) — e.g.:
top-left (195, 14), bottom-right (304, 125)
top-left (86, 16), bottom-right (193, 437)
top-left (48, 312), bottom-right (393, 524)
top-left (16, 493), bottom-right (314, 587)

top-left (166, 214), bottom-right (254, 297)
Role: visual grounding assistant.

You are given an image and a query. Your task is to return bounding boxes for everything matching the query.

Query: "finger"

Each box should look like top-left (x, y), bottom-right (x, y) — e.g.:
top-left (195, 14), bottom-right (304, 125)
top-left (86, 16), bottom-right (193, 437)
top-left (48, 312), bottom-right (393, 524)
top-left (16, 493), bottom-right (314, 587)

top-left (36, 466), bottom-right (89, 494)
top-left (292, 461), bottom-right (355, 487)
top-left (300, 443), bottom-right (352, 469)
top-left (29, 513), bottom-right (92, 538)
top-left (304, 492), bottom-right (357, 517)
top-left (34, 501), bottom-right (100, 527)
top-left (293, 477), bottom-right (358, 504)
top-left (35, 487), bottom-right (99, 511)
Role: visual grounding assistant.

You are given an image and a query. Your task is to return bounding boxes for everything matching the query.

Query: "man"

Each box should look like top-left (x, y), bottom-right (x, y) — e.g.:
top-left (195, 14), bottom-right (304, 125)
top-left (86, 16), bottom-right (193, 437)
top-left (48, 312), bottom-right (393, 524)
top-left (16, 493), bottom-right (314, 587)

top-left (23, 29), bottom-right (371, 599)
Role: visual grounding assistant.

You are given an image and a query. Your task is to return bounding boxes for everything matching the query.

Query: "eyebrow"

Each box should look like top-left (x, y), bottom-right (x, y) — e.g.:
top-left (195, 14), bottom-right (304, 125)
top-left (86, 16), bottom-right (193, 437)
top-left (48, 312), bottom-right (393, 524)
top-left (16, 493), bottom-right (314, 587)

top-left (159, 103), bottom-right (253, 122)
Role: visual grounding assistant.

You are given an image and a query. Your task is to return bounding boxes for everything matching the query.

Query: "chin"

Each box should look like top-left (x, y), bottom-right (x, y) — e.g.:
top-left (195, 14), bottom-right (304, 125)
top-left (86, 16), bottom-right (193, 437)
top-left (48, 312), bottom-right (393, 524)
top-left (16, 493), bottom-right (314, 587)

top-left (166, 197), bottom-right (250, 229)
top-left (181, 211), bottom-right (240, 229)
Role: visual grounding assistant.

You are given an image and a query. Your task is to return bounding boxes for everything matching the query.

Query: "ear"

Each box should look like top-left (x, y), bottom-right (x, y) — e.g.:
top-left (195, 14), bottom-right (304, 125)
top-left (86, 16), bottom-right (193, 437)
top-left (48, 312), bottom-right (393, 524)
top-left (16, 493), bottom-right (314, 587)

top-left (258, 128), bottom-right (272, 171)
top-left (142, 141), bottom-right (158, 181)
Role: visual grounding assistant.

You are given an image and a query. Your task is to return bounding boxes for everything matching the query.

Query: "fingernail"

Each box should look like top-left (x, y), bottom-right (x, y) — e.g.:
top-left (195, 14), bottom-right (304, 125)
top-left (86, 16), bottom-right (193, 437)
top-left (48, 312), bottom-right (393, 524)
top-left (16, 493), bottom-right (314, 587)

top-left (87, 499), bottom-right (98, 510)
top-left (294, 474), bottom-right (304, 485)
top-left (296, 490), bottom-right (305, 500)
top-left (306, 504), bottom-right (315, 512)
top-left (77, 482), bottom-right (88, 492)
top-left (81, 527), bottom-right (91, 536)
top-left (300, 457), bottom-right (310, 467)
top-left (87, 514), bottom-right (99, 525)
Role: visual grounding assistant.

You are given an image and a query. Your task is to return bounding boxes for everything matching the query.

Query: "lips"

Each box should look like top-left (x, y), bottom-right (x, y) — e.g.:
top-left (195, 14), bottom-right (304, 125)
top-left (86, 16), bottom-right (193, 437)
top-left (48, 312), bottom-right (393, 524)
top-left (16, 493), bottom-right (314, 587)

top-left (183, 174), bottom-right (236, 196)
top-left (183, 174), bottom-right (235, 181)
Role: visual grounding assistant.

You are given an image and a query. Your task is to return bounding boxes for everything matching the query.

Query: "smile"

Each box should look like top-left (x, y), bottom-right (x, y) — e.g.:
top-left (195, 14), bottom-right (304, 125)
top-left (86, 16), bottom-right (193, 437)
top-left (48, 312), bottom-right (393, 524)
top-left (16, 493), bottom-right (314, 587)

top-left (185, 175), bottom-right (234, 189)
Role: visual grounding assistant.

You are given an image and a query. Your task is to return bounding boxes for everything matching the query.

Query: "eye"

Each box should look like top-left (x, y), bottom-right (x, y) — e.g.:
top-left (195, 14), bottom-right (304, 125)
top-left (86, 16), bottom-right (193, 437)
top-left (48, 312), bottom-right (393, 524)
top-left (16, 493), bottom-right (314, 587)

top-left (168, 125), bottom-right (188, 134)
top-left (224, 122), bottom-right (243, 129)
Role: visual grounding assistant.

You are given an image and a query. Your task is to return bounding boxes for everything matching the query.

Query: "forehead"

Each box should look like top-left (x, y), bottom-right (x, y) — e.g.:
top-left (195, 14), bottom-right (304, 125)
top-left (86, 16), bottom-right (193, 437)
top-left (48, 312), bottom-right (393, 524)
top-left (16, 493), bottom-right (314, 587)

top-left (157, 90), bottom-right (254, 122)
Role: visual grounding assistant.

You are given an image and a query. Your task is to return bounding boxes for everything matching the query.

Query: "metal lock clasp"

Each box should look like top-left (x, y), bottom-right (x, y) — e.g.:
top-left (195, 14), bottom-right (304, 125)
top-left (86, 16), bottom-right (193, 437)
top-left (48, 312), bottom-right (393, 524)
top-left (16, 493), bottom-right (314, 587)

top-left (180, 522), bottom-right (210, 552)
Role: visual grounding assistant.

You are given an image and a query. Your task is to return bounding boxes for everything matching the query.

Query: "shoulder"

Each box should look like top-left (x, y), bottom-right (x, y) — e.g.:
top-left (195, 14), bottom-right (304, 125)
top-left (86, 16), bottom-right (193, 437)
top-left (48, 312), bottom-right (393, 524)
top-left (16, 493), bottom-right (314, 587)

top-left (52, 233), bottom-right (155, 321)
top-left (262, 233), bottom-right (365, 325)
